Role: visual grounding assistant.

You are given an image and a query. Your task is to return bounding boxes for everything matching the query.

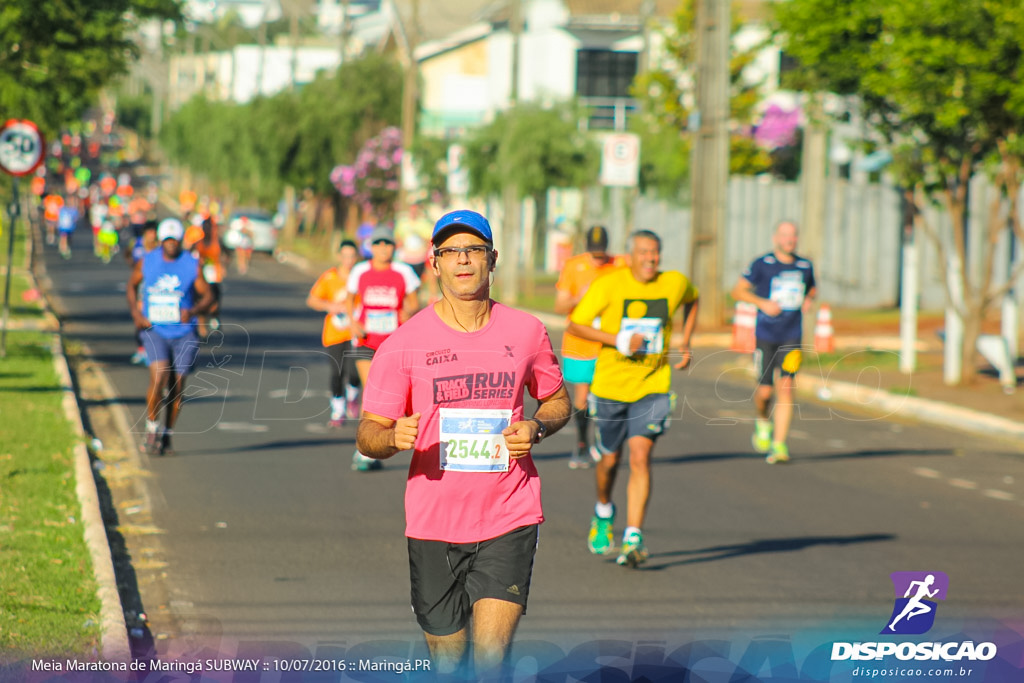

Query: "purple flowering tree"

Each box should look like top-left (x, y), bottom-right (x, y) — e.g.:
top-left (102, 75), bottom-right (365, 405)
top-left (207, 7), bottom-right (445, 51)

top-left (330, 126), bottom-right (403, 219)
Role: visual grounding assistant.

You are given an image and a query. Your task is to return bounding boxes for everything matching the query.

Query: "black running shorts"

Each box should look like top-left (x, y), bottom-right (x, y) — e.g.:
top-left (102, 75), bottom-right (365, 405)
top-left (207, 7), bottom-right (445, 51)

top-left (754, 339), bottom-right (803, 386)
top-left (407, 524), bottom-right (539, 636)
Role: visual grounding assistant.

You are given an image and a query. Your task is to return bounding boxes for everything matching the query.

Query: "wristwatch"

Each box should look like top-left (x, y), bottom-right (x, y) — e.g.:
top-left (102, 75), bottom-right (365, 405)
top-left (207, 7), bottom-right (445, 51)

top-left (529, 417), bottom-right (547, 444)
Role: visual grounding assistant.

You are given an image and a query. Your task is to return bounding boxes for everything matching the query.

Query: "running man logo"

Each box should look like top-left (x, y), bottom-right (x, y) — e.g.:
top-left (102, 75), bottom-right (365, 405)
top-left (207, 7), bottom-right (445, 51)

top-left (881, 571), bottom-right (949, 635)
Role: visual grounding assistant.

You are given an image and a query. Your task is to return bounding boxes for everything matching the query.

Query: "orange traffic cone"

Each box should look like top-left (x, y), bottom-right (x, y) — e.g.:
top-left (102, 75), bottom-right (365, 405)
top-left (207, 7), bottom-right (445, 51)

top-left (814, 304), bottom-right (835, 353)
top-left (731, 302), bottom-right (758, 353)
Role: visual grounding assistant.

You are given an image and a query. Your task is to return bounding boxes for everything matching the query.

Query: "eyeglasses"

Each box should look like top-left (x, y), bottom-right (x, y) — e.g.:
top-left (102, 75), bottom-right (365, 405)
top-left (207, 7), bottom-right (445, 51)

top-left (433, 245), bottom-right (491, 260)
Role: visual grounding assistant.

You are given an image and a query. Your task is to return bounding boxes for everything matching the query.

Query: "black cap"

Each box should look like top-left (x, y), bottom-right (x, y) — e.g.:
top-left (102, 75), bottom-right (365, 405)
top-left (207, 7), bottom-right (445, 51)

top-left (585, 225), bottom-right (609, 252)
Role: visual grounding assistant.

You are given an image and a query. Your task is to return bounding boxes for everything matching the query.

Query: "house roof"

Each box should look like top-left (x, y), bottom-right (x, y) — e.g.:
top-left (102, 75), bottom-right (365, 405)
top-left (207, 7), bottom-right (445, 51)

top-left (389, 0), bottom-right (496, 45)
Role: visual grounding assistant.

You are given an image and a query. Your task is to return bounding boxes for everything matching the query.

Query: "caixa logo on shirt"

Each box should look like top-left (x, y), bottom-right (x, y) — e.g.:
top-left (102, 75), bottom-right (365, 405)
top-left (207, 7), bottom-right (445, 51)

top-left (433, 372), bottom-right (515, 403)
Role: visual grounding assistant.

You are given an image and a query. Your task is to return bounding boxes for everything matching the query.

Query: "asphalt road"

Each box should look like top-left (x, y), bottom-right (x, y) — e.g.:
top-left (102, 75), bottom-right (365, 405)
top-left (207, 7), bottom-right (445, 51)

top-left (40, 228), bottom-right (1024, 671)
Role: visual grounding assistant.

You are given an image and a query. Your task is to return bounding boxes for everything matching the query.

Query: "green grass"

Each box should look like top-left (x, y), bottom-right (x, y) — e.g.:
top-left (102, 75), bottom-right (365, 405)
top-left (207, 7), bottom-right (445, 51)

top-left (0, 314), bottom-right (100, 651)
top-left (812, 349), bottom-right (905, 372)
top-left (0, 212), bottom-right (31, 274)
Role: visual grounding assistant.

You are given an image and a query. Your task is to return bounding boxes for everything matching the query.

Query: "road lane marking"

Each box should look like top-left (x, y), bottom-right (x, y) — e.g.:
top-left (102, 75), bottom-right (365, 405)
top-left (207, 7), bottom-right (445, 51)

top-left (913, 467), bottom-right (941, 479)
top-left (983, 489), bottom-right (1014, 501)
top-left (949, 478), bottom-right (978, 490)
top-left (215, 422), bottom-right (270, 432)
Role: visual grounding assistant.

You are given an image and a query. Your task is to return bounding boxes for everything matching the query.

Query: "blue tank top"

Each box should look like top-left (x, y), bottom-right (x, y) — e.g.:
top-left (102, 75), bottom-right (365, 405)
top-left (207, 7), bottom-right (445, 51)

top-left (142, 249), bottom-right (199, 339)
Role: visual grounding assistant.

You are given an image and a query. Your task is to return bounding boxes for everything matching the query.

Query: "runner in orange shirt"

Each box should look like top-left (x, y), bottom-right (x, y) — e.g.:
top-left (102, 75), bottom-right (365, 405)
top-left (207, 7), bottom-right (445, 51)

top-left (193, 216), bottom-right (225, 338)
top-left (554, 225), bottom-right (627, 469)
top-left (306, 240), bottom-right (362, 426)
top-left (42, 193), bottom-right (65, 245)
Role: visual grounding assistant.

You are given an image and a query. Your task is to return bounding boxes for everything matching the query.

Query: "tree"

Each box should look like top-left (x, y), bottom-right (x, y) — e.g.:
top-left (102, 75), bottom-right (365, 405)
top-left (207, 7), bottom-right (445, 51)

top-left (630, 0), bottom-right (771, 198)
top-left (464, 101), bottom-right (600, 270)
top-left (0, 0), bottom-right (181, 134)
top-left (774, 0), bottom-right (1024, 384)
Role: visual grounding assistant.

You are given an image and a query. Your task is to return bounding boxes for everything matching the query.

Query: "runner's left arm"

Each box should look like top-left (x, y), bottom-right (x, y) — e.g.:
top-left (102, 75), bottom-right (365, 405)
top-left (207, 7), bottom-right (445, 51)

top-left (184, 268), bottom-right (215, 321)
top-left (501, 384), bottom-right (571, 458)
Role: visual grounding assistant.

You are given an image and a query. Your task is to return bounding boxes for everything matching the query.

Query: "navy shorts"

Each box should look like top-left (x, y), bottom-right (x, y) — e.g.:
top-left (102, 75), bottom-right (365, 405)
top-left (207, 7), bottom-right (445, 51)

top-left (407, 524), bottom-right (538, 636)
top-left (591, 392), bottom-right (675, 455)
top-left (141, 327), bottom-right (201, 377)
top-left (754, 339), bottom-right (803, 386)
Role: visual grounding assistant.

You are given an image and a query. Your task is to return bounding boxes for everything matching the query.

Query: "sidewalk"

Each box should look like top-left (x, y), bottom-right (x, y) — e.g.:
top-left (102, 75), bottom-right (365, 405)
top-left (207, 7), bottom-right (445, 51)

top-left (280, 248), bottom-right (1024, 447)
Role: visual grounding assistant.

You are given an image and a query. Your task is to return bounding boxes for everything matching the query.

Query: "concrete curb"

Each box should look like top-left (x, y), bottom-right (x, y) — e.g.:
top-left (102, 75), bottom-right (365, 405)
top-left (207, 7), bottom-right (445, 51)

top-left (51, 337), bottom-right (132, 662)
top-left (797, 373), bottom-right (1024, 443)
top-left (26, 219), bottom-right (130, 661)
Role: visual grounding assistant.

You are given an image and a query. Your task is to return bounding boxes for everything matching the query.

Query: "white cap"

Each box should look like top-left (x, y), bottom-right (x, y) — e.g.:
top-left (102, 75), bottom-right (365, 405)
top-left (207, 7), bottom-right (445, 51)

top-left (157, 218), bottom-right (185, 242)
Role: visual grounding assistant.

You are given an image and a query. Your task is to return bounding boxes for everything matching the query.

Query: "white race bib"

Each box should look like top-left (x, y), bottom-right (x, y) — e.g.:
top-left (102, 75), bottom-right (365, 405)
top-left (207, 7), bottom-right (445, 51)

top-left (148, 292), bottom-right (182, 324)
top-left (770, 275), bottom-right (805, 310)
top-left (620, 317), bottom-right (664, 355)
top-left (203, 264), bottom-right (220, 283)
top-left (439, 408), bottom-right (512, 473)
top-left (365, 310), bottom-right (398, 334)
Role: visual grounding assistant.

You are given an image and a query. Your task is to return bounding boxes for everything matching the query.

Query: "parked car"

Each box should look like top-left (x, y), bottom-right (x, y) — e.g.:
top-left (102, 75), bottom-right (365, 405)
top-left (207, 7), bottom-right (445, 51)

top-left (222, 209), bottom-right (278, 252)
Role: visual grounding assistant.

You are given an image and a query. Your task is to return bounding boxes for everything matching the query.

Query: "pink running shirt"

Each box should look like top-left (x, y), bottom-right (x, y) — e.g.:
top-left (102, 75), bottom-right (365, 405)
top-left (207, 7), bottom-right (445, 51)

top-left (347, 260), bottom-right (420, 350)
top-left (363, 302), bottom-right (564, 543)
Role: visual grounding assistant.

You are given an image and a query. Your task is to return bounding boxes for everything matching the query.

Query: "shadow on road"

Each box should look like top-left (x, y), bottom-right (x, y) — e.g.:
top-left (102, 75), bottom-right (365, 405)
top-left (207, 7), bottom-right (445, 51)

top-left (642, 533), bottom-right (896, 571)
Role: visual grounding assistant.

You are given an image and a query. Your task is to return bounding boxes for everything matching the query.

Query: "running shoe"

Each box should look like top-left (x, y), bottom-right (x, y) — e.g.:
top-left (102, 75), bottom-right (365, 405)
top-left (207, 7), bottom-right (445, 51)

top-left (568, 442), bottom-right (592, 469)
top-left (144, 431), bottom-right (161, 456)
top-left (159, 433), bottom-right (174, 456)
top-left (765, 441), bottom-right (790, 464)
top-left (352, 450), bottom-right (382, 472)
top-left (588, 513), bottom-right (615, 555)
top-left (130, 348), bottom-right (147, 365)
top-left (328, 414), bottom-right (345, 428)
top-left (751, 422), bottom-right (772, 453)
top-left (346, 400), bottom-right (361, 421)
top-left (616, 530), bottom-right (649, 568)
top-left (209, 317), bottom-right (221, 332)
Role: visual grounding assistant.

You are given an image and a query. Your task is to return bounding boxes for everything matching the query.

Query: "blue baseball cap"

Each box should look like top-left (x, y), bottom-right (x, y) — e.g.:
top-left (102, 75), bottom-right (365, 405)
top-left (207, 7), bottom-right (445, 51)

top-left (432, 210), bottom-right (493, 245)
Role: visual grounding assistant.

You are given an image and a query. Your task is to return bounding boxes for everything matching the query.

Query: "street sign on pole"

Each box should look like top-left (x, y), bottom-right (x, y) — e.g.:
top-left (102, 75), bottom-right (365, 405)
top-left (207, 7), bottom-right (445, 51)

top-left (1, 119), bottom-right (44, 358)
top-left (0, 119), bottom-right (45, 177)
top-left (599, 132), bottom-right (640, 188)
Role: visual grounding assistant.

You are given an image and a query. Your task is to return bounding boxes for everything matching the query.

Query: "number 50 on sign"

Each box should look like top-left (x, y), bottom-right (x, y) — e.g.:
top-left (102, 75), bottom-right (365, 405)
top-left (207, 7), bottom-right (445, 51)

top-left (0, 120), bottom-right (46, 177)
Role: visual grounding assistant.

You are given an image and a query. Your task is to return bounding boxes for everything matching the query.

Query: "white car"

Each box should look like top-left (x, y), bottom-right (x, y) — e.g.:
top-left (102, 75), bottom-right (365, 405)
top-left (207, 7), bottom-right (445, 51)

top-left (222, 209), bottom-right (278, 252)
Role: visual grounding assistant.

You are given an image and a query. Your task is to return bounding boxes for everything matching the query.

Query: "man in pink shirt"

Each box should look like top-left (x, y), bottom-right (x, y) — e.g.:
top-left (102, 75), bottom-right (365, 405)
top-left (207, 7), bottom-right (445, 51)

top-left (357, 209), bottom-right (571, 678)
top-left (346, 224), bottom-right (421, 470)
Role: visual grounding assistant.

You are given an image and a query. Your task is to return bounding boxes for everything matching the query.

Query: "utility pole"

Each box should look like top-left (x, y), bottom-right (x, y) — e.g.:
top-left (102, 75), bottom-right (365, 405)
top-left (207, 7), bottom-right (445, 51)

top-left (339, 0), bottom-right (351, 62)
top-left (689, 0), bottom-right (730, 328)
top-left (397, 0), bottom-right (420, 214)
top-left (499, 0), bottom-right (522, 305)
top-left (800, 92), bottom-right (827, 265)
top-left (289, 8), bottom-right (300, 90)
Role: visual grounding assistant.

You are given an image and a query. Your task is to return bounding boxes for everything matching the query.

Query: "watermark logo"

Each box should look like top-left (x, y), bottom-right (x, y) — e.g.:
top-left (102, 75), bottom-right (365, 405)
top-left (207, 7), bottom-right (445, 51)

top-left (882, 571), bottom-right (949, 635)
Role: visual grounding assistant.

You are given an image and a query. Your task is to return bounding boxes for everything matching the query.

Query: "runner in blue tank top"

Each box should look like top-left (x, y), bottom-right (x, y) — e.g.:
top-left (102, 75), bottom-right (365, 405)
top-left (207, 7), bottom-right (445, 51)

top-left (126, 218), bottom-right (214, 456)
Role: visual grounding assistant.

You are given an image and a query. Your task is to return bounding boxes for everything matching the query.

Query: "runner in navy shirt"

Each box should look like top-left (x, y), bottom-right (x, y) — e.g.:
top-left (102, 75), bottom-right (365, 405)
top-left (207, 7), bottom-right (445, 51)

top-left (731, 221), bottom-right (816, 464)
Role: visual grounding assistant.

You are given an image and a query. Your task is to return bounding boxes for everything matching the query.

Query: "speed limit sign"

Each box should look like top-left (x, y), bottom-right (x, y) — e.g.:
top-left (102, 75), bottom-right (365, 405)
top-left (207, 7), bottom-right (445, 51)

top-left (0, 119), bottom-right (45, 177)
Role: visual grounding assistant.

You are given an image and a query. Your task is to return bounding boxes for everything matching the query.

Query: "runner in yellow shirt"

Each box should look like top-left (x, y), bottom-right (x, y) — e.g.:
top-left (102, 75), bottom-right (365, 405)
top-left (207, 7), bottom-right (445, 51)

top-left (566, 229), bottom-right (699, 568)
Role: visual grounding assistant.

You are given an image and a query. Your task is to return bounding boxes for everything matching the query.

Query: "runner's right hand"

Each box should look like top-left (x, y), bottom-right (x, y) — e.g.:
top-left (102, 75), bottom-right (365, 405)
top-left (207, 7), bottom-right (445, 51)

top-left (132, 312), bottom-right (151, 330)
top-left (758, 299), bottom-right (782, 317)
top-left (392, 413), bottom-right (421, 451)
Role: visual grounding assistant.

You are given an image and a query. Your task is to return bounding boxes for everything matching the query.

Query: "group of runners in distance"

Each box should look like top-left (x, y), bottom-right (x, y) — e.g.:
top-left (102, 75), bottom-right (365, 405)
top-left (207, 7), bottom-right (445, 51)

top-left (95, 190), bottom-right (816, 677)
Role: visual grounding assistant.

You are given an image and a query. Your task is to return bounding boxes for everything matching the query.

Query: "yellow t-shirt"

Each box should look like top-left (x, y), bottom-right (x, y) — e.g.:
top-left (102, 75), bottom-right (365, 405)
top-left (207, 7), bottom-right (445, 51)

top-left (570, 268), bottom-right (698, 402)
